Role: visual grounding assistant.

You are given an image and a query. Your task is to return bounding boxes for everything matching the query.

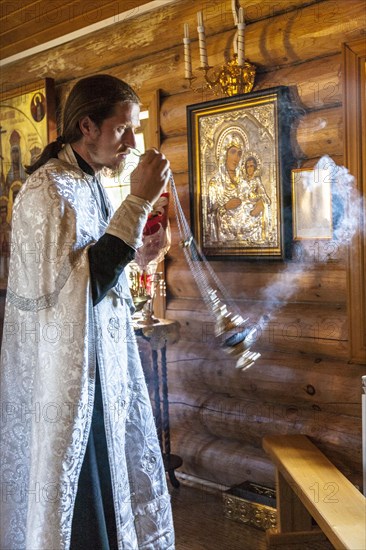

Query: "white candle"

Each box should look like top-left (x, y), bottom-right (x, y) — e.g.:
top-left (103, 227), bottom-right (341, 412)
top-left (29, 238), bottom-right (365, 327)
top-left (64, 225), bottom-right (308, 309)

top-left (237, 7), bottom-right (245, 66)
top-left (183, 23), bottom-right (192, 79)
top-left (231, 0), bottom-right (238, 25)
top-left (197, 11), bottom-right (208, 67)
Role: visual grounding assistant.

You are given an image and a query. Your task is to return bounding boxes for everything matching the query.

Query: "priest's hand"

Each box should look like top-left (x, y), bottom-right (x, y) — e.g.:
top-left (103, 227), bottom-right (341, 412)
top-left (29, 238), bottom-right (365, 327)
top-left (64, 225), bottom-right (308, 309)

top-left (130, 149), bottom-right (170, 205)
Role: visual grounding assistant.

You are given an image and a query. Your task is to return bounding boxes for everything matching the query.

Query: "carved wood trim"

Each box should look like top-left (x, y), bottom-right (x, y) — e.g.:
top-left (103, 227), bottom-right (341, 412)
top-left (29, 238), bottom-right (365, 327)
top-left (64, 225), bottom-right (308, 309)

top-left (342, 38), bottom-right (366, 364)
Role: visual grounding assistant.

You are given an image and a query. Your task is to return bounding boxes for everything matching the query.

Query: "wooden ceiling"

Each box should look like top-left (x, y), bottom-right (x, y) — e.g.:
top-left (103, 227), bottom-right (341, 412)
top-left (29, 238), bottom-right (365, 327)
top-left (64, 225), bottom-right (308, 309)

top-left (0, 0), bottom-right (160, 62)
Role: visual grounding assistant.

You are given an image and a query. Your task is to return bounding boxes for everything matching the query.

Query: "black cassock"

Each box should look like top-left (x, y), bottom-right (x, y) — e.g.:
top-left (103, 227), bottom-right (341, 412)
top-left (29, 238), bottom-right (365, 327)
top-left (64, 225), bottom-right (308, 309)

top-left (70, 151), bottom-right (135, 550)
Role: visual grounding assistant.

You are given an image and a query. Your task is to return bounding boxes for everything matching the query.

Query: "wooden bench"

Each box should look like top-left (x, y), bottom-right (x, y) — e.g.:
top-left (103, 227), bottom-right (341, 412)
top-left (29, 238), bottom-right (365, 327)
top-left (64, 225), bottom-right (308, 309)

top-left (262, 434), bottom-right (366, 550)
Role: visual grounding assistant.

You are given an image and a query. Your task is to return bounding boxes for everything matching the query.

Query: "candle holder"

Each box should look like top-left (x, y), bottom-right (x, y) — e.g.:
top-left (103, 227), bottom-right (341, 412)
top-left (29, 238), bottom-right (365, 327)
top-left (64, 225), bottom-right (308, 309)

top-left (191, 54), bottom-right (256, 97)
top-left (183, 6), bottom-right (256, 98)
top-left (133, 271), bottom-right (166, 327)
top-left (129, 266), bottom-right (149, 312)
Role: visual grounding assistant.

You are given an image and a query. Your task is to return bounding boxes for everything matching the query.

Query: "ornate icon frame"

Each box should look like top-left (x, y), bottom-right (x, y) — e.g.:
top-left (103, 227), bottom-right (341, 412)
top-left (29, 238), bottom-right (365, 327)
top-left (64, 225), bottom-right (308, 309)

top-left (187, 86), bottom-right (295, 260)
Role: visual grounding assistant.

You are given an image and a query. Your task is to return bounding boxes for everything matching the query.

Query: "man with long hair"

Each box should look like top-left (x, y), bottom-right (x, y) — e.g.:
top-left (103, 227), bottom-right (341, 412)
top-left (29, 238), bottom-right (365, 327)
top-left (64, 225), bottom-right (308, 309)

top-left (0, 74), bottom-right (175, 550)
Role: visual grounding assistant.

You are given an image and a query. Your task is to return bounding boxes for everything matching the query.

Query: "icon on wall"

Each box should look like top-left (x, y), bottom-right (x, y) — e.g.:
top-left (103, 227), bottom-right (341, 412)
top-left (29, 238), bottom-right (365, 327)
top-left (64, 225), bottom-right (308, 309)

top-left (187, 86), bottom-right (296, 260)
top-left (0, 78), bottom-right (56, 288)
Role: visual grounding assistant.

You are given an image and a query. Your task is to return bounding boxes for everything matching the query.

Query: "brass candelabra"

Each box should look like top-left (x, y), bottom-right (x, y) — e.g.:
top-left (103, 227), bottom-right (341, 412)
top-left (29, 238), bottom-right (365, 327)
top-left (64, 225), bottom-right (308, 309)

top-left (188, 55), bottom-right (256, 97)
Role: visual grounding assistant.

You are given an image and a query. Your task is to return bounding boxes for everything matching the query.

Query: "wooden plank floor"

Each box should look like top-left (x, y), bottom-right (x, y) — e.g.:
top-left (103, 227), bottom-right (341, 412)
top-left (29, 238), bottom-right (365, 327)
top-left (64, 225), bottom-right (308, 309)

top-left (170, 484), bottom-right (267, 550)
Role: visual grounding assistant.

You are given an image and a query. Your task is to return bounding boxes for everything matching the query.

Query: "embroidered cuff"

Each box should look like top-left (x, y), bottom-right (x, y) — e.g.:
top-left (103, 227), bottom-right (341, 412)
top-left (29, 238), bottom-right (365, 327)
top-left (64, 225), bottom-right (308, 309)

top-left (106, 194), bottom-right (153, 250)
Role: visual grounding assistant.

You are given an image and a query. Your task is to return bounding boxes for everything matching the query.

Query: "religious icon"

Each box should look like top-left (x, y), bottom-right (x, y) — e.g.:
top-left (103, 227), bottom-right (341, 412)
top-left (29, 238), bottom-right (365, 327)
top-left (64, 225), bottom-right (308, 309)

top-left (188, 86), bottom-right (296, 259)
top-left (0, 79), bottom-right (56, 287)
top-left (206, 129), bottom-right (272, 247)
top-left (30, 92), bottom-right (46, 122)
top-left (4, 130), bottom-right (27, 196)
top-left (292, 168), bottom-right (333, 240)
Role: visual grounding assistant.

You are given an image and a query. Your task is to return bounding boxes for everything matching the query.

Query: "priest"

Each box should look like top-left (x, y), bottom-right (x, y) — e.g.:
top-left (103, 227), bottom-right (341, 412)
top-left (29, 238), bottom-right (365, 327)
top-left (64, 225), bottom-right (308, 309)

top-left (0, 74), bottom-right (175, 550)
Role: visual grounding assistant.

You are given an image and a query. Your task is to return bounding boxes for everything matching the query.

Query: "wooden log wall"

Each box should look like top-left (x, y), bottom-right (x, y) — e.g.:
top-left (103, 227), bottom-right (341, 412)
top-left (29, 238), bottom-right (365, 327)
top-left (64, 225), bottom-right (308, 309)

top-left (1, 0), bottom-right (366, 490)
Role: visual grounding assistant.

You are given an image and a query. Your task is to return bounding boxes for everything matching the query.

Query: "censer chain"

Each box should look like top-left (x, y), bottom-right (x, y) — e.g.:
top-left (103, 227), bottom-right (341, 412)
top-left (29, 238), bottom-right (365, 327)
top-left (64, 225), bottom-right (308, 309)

top-left (169, 173), bottom-right (261, 371)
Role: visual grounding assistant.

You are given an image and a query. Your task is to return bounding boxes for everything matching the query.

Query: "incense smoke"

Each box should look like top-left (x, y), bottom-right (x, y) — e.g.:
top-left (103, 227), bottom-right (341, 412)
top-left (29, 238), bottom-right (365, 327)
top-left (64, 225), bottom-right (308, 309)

top-left (246, 155), bottom-right (362, 344)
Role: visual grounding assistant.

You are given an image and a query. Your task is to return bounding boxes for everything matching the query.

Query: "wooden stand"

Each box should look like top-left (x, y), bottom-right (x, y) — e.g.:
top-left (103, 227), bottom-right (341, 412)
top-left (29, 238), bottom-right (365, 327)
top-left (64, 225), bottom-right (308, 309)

top-left (135, 319), bottom-right (183, 488)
